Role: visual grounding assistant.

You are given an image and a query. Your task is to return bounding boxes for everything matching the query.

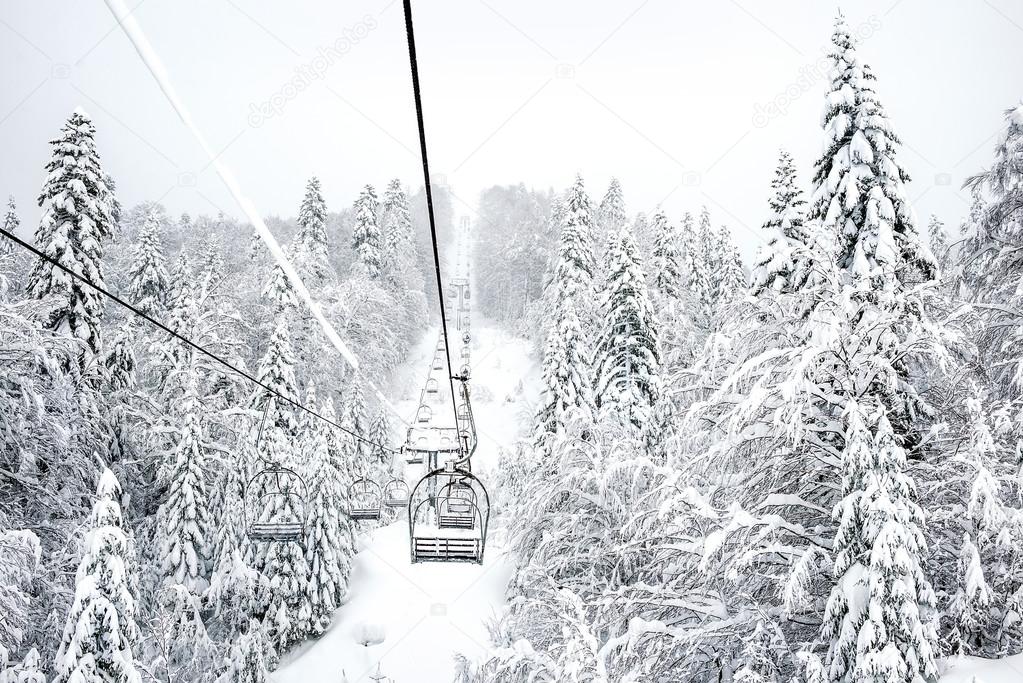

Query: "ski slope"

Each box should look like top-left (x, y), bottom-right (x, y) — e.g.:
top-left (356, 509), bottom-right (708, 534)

top-left (940, 653), bottom-right (1023, 682)
top-left (274, 319), bottom-right (538, 682)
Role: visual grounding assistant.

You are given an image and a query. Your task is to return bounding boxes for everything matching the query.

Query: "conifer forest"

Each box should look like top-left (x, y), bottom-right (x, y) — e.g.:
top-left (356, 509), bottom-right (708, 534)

top-left (1, 1), bottom-right (1022, 681)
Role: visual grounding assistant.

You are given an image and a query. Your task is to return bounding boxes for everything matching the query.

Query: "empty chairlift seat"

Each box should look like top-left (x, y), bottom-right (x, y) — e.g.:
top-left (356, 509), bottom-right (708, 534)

top-left (245, 465), bottom-right (307, 542)
top-left (432, 355), bottom-right (444, 371)
top-left (425, 378), bottom-right (439, 396)
top-left (384, 478), bottom-right (410, 507)
top-left (408, 465), bottom-right (490, 564)
top-left (416, 404), bottom-right (432, 424)
top-left (348, 479), bottom-right (383, 521)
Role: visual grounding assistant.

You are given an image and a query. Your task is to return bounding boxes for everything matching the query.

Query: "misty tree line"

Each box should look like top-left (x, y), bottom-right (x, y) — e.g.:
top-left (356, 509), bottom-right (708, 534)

top-left (0, 108), bottom-right (450, 681)
top-left (463, 14), bottom-right (1023, 683)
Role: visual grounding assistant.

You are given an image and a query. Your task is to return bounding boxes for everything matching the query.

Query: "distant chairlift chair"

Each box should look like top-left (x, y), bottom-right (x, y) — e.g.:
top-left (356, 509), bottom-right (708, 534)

top-left (384, 478), bottom-right (410, 507)
top-left (416, 404), bottom-right (433, 424)
top-left (425, 378), bottom-right (440, 396)
top-left (348, 479), bottom-right (383, 521)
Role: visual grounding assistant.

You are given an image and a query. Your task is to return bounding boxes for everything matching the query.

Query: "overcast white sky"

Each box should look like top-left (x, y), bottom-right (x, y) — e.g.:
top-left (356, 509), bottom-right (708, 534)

top-left (1, 0), bottom-right (1021, 262)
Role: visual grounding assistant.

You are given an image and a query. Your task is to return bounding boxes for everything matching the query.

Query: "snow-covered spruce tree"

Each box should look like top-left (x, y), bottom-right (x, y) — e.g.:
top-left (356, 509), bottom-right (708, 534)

top-left (294, 177), bottom-right (331, 285)
top-left (155, 371), bottom-right (212, 593)
top-left (926, 215), bottom-right (950, 272)
top-left (810, 11), bottom-right (936, 449)
top-left (713, 226), bottom-right (747, 311)
top-left (253, 320), bottom-right (299, 438)
top-left (302, 401), bottom-right (354, 634)
top-left (650, 209), bottom-right (682, 301)
top-left (54, 469), bottom-right (141, 683)
top-left (125, 210), bottom-right (169, 316)
top-left (533, 295), bottom-right (596, 457)
top-left (808, 15), bottom-right (934, 288)
top-left (689, 207), bottom-right (718, 333)
top-left (555, 175), bottom-right (597, 301)
top-left (533, 176), bottom-right (598, 453)
top-left (367, 412), bottom-right (391, 467)
top-left (27, 109), bottom-right (117, 360)
top-left (594, 225), bottom-right (661, 431)
top-left (1, 196), bottom-right (18, 256)
top-left (206, 443), bottom-right (258, 639)
top-left (822, 403), bottom-right (937, 682)
top-left (341, 379), bottom-right (369, 466)
top-left (218, 621), bottom-right (272, 683)
top-left (352, 184), bottom-right (383, 279)
top-left (596, 177), bottom-right (626, 261)
top-left (380, 178), bottom-right (420, 289)
top-left (751, 149), bottom-right (810, 296)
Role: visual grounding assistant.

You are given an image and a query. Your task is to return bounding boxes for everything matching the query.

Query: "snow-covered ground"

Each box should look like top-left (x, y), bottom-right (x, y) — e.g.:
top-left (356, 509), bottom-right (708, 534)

top-left (940, 653), bottom-right (1023, 682)
top-left (275, 305), bottom-right (538, 682)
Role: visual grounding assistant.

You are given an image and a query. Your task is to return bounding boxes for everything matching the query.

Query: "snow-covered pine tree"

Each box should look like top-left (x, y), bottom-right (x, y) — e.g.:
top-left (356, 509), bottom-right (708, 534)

top-left (1, 196), bottom-right (18, 257)
top-left (352, 184), bottom-right (383, 279)
top-left (751, 150), bottom-right (810, 296)
top-left (320, 397), bottom-right (355, 513)
top-left (808, 14), bottom-right (935, 287)
top-left (594, 225), bottom-right (661, 431)
top-left (713, 226), bottom-right (747, 310)
top-left (596, 178), bottom-right (626, 261)
top-left (556, 175), bottom-right (597, 301)
top-left (649, 210), bottom-right (683, 301)
top-left (381, 179), bottom-right (417, 282)
top-left (367, 412), bottom-right (391, 467)
top-left (533, 176), bottom-right (599, 453)
top-left (822, 403), bottom-right (937, 682)
top-left (218, 622), bottom-right (273, 683)
top-left (27, 109), bottom-right (117, 360)
top-left (341, 379), bottom-right (369, 467)
top-left (253, 320), bottom-right (299, 438)
top-left (927, 215), bottom-right (950, 272)
top-left (534, 294), bottom-right (596, 456)
top-left (54, 469), bottom-right (141, 683)
top-left (125, 210), bottom-right (169, 316)
top-left (156, 370), bottom-right (212, 593)
top-left (261, 256), bottom-right (299, 316)
top-left (295, 177), bottom-right (330, 285)
top-left (691, 207), bottom-right (717, 332)
top-left (302, 401), bottom-right (353, 634)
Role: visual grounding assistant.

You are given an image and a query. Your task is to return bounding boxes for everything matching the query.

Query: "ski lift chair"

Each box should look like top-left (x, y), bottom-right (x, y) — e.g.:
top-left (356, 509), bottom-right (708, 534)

top-left (416, 404), bottom-right (432, 424)
top-left (243, 395), bottom-right (308, 543)
top-left (436, 339), bottom-right (445, 352)
top-left (462, 332), bottom-right (470, 344)
top-left (458, 364), bottom-right (471, 379)
top-left (348, 479), bottom-right (383, 520)
top-left (425, 378), bottom-right (440, 396)
top-left (384, 478), bottom-right (410, 507)
top-left (408, 464), bottom-right (490, 564)
top-left (432, 355), bottom-right (444, 371)
top-left (245, 465), bottom-right (307, 542)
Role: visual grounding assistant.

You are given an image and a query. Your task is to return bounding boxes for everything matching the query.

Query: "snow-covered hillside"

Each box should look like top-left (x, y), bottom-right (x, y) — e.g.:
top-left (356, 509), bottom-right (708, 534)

top-left (274, 320), bottom-right (536, 682)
